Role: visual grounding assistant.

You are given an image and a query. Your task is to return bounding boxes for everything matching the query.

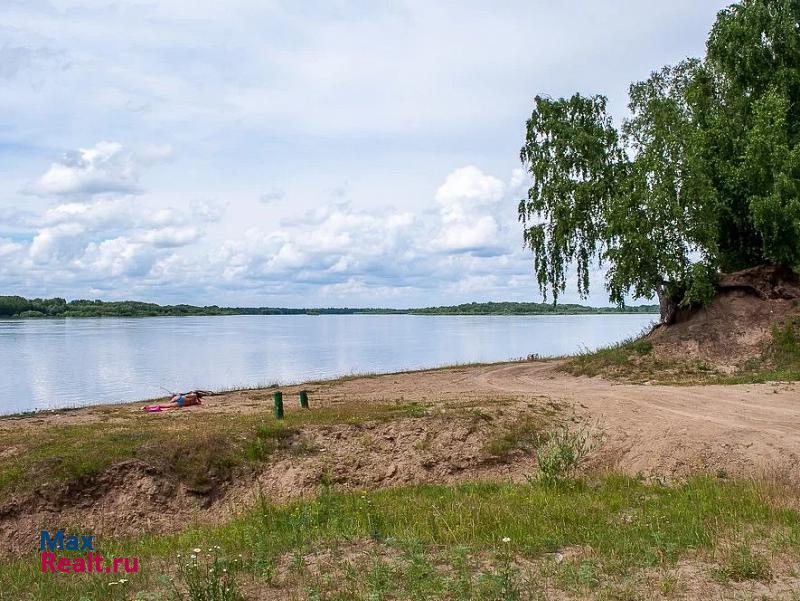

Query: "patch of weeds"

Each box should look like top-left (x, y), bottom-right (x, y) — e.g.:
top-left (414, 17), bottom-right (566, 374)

top-left (401, 547), bottom-right (445, 599)
top-left (243, 422), bottom-right (298, 462)
top-left (3, 475), bottom-right (800, 600)
top-left (172, 546), bottom-right (245, 601)
top-left (465, 407), bottom-right (494, 422)
top-left (658, 571), bottom-right (680, 596)
top-left (714, 545), bottom-right (772, 582)
top-left (365, 555), bottom-right (393, 598)
top-left (150, 432), bottom-right (239, 493)
top-left (482, 415), bottom-right (551, 462)
top-left (771, 317), bottom-right (800, 366)
top-left (566, 336), bottom-right (651, 376)
top-left (535, 425), bottom-right (595, 484)
top-left (414, 432), bottom-right (435, 453)
top-left (401, 401), bottom-right (428, 418)
top-left (556, 559), bottom-right (601, 592)
top-left (0, 424), bottom-right (154, 499)
top-left (628, 339), bottom-right (654, 355)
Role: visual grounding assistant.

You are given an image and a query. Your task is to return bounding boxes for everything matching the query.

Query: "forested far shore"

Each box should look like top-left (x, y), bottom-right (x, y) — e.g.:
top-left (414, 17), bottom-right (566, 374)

top-left (0, 296), bottom-right (658, 318)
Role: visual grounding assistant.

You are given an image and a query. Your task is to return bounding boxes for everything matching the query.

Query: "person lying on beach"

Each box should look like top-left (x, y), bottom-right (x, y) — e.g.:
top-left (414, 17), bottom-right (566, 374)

top-left (143, 390), bottom-right (210, 411)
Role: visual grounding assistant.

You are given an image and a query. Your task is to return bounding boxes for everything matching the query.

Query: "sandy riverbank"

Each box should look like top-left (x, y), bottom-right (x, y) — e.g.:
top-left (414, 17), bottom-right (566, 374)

top-left (2, 360), bottom-right (799, 546)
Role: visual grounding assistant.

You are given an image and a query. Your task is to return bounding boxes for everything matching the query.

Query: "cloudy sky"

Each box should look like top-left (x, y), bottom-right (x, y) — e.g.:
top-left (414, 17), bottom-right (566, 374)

top-left (0, 0), bottom-right (728, 307)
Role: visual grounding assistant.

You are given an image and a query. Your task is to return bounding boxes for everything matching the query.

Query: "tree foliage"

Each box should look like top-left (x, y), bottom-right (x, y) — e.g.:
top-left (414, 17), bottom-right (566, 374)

top-left (519, 0), bottom-right (800, 322)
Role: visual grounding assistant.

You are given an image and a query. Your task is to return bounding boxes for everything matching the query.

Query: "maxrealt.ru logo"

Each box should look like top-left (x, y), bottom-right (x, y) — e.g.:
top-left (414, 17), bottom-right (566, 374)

top-left (40, 530), bottom-right (139, 574)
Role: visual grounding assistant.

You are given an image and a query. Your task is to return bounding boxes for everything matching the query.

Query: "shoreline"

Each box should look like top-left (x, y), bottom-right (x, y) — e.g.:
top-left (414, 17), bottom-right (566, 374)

top-left (0, 358), bottom-right (542, 420)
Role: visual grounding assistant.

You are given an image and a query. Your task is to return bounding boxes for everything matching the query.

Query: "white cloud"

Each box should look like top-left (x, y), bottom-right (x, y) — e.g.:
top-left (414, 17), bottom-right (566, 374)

top-left (435, 166), bottom-right (505, 208)
top-left (29, 223), bottom-right (86, 263)
top-left (138, 226), bottom-right (202, 248)
top-left (434, 215), bottom-right (501, 255)
top-left (0, 238), bottom-right (23, 258)
top-left (431, 166), bottom-right (508, 255)
top-left (80, 237), bottom-right (156, 277)
top-left (31, 141), bottom-right (142, 197)
top-left (4, 160), bottom-right (539, 304)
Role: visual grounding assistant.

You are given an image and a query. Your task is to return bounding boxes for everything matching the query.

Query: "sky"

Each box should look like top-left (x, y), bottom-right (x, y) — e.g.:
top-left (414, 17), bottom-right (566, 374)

top-left (0, 0), bottom-right (730, 308)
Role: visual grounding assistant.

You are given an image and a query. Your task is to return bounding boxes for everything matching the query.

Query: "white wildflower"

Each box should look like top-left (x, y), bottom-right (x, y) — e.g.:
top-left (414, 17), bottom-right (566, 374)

top-left (502, 537), bottom-right (511, 543)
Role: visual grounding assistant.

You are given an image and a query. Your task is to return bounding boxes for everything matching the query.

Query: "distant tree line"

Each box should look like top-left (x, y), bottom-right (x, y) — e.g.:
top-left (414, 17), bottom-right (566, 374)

top-left (0, 295), bottom-right (658, 318)
top-left (410, 301), bottom-right (658, 315)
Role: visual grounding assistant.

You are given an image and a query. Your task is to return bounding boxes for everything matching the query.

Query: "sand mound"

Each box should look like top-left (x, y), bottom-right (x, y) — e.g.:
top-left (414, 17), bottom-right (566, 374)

top-left (649, 265), bottom-right (800, 369)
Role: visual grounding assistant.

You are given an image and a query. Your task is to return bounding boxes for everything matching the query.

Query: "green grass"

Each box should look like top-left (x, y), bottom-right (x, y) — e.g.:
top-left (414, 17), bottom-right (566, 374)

top-left (713, 544), bottom-right (773, 582)
top-left (0, 399), bottom-right (431, 501)
top-left (1, 475), bottom-right (798, 599)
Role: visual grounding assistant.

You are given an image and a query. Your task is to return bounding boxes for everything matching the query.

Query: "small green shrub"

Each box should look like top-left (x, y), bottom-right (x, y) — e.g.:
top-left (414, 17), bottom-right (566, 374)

top-left (535, 425), bottom-right (594, 484)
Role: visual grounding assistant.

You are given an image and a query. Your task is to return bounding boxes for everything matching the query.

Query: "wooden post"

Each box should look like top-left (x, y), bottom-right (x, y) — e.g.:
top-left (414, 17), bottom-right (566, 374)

top-left (299, 390), bottom-right (309, 409)
top-left (273, 391), bottom-right (284, 419)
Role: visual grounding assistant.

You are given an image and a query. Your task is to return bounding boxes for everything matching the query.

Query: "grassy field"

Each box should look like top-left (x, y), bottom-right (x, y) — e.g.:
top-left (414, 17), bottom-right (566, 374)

top-left (1, 475), bottom-right (798, 600)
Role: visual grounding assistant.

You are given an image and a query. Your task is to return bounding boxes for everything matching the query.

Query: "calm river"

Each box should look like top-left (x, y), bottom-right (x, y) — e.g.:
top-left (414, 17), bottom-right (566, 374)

top-left (0, 314), bottom-right (655, 414)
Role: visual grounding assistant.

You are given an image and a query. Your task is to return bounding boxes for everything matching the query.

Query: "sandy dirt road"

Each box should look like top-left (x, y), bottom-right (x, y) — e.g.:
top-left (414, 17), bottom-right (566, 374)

top-left (471, 362), bottom-right (800, 480)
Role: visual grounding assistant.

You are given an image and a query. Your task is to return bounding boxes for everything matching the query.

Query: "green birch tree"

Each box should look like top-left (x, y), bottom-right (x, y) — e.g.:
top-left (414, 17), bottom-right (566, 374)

top-left (519, 0), bottom-right (800, 323)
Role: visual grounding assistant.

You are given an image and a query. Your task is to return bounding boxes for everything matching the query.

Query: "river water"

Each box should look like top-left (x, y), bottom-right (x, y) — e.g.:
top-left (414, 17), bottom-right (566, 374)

top-left (0, 314), bottom-right (655, 414)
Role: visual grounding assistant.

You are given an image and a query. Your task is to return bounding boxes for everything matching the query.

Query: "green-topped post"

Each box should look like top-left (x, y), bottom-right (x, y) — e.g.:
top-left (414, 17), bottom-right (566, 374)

top-left (299, 390), bottom-right (309, 409)
top-left (273, 391), bottom-right (284, 419)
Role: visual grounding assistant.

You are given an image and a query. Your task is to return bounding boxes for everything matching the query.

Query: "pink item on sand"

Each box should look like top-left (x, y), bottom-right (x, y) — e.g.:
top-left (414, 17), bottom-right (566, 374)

top-left (144, 405), bottom-right (162, 412)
